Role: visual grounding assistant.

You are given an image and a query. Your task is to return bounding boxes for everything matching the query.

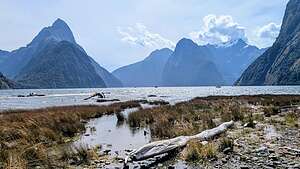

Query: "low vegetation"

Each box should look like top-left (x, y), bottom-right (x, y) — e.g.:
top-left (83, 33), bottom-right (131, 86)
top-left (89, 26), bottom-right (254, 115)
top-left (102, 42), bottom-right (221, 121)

top-left (1, 95), bottom-right (299, 168)
top-left (219, 138), bottom-right (234, 153)
top-left (128, 95), bottom-right (300, 139)
top-left (0, 101), bottom-right (141, 169)
top-left (184, 140), bottom-right (217, 162)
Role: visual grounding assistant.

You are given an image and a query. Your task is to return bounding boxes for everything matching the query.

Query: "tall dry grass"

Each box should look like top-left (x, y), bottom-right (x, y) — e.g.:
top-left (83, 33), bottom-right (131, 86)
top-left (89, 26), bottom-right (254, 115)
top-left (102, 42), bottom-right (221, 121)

top-left (0, 101), bottom-right (141, 169)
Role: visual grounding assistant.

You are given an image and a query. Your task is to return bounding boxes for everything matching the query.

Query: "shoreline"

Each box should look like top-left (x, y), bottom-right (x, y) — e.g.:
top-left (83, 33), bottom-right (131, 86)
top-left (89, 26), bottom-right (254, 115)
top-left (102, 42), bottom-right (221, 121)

top-left (0, 94), bottom-right (299, 168)
top-left (1, 93), bottom-right (300, 113)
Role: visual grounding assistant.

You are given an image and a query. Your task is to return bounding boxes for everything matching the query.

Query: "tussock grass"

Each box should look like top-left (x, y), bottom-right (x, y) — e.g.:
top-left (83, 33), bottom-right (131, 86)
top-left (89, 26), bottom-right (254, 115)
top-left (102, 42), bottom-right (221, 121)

top-left (184, 140), bottom-right (217, 162)
top-left (0, 101), bottom-right (141, 168)
top-left (128, 95), bottom-right (300, 139)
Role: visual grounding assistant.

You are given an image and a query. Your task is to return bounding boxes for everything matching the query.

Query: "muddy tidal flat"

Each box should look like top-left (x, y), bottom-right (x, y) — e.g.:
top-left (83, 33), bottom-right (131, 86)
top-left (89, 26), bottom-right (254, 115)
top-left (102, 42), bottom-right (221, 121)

top-left (0, 95), bottom-right (299, 169)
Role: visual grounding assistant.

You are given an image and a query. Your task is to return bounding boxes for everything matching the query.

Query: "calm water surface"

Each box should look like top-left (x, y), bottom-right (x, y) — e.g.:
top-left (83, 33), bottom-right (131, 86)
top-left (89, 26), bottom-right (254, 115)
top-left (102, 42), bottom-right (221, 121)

top-left (0, 86), bottom-right (300, 110)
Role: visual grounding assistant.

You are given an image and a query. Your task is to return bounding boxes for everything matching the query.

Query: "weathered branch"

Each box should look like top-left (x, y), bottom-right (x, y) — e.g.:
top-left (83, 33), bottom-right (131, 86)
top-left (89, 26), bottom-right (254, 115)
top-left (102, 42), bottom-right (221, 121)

top-left (126, 120), bottom-right (234, 162)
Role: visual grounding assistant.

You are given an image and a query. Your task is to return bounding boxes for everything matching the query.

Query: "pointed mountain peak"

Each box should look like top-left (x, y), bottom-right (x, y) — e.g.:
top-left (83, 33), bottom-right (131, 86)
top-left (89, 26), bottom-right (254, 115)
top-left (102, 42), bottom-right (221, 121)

top-left (30, 18), bottom-right (76, 46)
top-left (175, 38), bottom-right (198, 51)
top-left (52, 18), bottom-right (69, 29)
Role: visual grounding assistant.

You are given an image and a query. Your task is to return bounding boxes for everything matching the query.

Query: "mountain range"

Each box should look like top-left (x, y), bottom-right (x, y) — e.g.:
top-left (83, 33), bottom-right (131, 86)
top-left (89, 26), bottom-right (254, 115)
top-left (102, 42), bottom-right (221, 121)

top-left (0, 19), bottom-right (122, 89)
top-left (113, 48), bottom-right (173, 87)
top-left (207, 40), bottom-right (266, 84)
top-left (1, 0), bottom-right (299, 89)
top-left (236, 0), bottom-right (300, 86)
top-left (162, 38), bottom-right (224, 86)
top-left (114, 38), bottom-right (264, 87)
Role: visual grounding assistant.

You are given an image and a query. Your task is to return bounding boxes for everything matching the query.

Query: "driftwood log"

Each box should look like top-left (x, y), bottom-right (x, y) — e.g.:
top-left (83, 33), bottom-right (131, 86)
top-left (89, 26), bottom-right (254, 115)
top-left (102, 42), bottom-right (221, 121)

top-left (84, 92), bottom-right (105, 100)
top-left (126, 120), bottom-right (234, 162)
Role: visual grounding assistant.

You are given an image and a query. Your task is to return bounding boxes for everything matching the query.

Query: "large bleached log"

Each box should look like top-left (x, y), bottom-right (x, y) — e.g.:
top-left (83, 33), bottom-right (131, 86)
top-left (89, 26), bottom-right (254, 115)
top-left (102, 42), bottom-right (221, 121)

top-left (126, 120), bottom-right (234, 162)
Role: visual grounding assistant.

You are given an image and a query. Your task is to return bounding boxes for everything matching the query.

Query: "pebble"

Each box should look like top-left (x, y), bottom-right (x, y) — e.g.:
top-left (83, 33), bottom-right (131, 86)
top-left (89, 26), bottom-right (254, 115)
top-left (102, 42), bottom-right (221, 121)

top-left (269, 154), bottom-right (279, 161)
top-left (223, 147), bottom-right (232, 154)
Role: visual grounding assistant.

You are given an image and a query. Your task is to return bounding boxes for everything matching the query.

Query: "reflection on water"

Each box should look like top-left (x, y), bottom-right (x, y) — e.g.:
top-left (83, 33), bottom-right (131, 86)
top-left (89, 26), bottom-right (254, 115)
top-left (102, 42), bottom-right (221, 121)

top-left (1, 86), bottom-right (300, 110)
top-left (74, 108), bottom-right (151, 158)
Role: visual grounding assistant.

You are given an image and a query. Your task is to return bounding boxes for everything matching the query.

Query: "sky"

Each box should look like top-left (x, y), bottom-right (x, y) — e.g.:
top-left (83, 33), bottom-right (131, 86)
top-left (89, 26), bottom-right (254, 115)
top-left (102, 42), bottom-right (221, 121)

top-left (0, 0), bottom-right (289, 71)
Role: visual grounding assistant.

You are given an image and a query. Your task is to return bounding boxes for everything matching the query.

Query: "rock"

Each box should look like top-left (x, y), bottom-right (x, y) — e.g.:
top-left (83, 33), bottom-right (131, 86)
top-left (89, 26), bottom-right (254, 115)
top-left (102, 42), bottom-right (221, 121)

top-left (293, 164), bottom-right (300, 169)
top-left (269, 149), bottom-right (275, 154)
top-left (266, 162), bottom-right (275, 168)
top-left (269, 154), bottom-right (279, 161)
top-left (223, 147), bottom-right (232, 154)
top-left (103, 149), bottom-right (111, 154)
top-left (256, 146), bottom-right (269, 155)
top-left (243, 122), bottom-right (256, 128)
top-left (240, 165), bottom-right (249, 169)
top-left (201, 141), bottom-right (209, 145)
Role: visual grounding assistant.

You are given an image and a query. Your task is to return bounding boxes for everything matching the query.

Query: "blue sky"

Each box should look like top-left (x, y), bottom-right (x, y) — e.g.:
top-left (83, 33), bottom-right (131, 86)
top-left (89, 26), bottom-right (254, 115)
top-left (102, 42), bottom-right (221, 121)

top-left (0, 0), bottom-right (289, 71)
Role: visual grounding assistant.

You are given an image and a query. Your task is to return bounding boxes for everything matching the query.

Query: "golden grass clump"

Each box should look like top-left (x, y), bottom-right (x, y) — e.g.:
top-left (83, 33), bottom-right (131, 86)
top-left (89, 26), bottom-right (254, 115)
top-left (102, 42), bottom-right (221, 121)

top-left (184, 140), bottom-right (217, 162)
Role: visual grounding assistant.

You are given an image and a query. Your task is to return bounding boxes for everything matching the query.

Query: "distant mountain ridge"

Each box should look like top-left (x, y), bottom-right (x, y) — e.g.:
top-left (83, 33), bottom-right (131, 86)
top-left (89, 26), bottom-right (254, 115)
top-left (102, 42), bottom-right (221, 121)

top-left (112, 48), bottom-right (173, 87)
top-left (207, 39), bottom-right (266, 84)
top-left (113, 38), bottom-right (264, 87)
top-left (162, 38), bottom-right (224, 86)
top-left (0, 19), bottom-right (122, 88)
top-left (236, 0), bottom-right (300, 86)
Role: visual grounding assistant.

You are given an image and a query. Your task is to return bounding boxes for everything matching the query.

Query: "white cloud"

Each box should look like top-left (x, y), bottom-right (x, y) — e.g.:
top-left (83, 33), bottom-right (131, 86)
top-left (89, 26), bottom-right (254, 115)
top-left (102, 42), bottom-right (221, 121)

top-left (189, 15), bottom-right (248, 45)
top-left (118, 23), bottom-right (175, 49)
top-left (250, 22), bottom-right (281, 48)
top-left (257, 22), bottom-right (280, 44)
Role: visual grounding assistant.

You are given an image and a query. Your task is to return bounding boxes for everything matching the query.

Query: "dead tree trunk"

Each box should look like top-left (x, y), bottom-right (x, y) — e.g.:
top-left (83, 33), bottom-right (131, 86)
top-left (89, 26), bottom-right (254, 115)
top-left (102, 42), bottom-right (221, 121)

top-left (126, 120), bottom-right (234, 162)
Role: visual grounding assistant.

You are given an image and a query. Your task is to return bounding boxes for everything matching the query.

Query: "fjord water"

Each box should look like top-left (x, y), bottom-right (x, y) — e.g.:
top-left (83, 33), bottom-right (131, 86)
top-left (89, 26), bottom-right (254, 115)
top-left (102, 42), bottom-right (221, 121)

top-left (0, 86), bottom-right (300, 110)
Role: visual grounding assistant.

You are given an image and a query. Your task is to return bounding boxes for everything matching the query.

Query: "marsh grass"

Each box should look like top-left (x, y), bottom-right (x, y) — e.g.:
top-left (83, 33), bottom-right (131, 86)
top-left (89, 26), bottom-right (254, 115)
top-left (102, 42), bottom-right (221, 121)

top-left (0, 101), bottom-right (141, 168)
top-left (128, 95), bottom-right (300, 139)
top-left (185, 140), bottom-right (217, 162)
top-left (1, 95), bottom-right (299, 168)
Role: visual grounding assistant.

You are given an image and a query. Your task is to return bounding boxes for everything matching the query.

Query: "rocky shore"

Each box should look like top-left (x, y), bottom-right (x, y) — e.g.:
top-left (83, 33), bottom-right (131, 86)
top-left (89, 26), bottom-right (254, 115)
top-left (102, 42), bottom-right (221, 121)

top-left (75, 95), bottom-right (300, 169)
top-left (0, 95), bottom-right (299, 169)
